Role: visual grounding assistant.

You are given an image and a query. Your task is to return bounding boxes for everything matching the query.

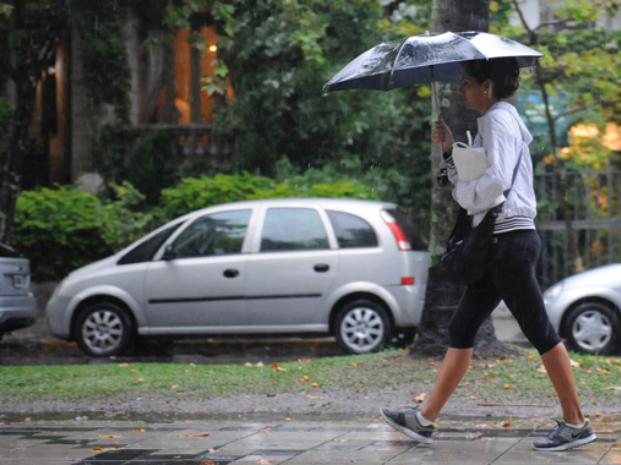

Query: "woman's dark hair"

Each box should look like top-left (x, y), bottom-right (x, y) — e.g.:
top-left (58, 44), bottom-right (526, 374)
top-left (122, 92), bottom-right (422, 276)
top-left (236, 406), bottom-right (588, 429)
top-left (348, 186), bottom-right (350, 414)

top-left (463, 57), bottom-right (520, 99)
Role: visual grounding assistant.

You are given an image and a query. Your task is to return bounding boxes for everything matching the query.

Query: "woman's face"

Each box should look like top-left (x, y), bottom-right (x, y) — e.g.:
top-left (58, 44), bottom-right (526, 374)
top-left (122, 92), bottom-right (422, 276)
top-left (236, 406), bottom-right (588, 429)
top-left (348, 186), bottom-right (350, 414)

top-left (458, 74), bottom-right (494, 114)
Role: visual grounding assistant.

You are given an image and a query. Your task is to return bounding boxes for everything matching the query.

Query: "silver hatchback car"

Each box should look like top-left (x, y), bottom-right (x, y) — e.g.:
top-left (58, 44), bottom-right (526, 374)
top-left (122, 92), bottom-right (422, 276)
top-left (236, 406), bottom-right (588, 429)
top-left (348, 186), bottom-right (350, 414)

top-left (543, 263), bottom-right (621, 355)
top-left (46, 198), bottom-right (430, 356)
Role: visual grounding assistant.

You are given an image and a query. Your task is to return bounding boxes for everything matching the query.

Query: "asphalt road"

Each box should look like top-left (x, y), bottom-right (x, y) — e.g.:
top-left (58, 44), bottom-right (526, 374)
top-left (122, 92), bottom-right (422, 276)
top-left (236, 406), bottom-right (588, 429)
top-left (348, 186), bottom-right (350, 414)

top-left (0, 304), bottom-right (528, 365)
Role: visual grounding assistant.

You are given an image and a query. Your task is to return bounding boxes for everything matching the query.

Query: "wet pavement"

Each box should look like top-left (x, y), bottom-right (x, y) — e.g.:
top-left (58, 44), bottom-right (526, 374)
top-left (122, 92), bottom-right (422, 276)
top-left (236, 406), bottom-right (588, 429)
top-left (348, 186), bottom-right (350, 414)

top-left (1, 415), bottom-right (619, 465)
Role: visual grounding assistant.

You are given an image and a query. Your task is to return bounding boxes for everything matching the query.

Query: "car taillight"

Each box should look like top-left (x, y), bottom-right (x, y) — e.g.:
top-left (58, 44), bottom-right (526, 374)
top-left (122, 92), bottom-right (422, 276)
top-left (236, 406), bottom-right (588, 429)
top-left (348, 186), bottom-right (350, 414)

top-left (381, 211), bottom-right (411, 251)
top-left (401, 276), bottom-right (415, 285)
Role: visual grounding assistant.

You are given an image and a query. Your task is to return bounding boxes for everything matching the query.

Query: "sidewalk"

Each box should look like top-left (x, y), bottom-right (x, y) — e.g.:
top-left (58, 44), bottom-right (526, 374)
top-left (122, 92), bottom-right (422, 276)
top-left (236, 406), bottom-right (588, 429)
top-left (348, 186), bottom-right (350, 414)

top-left (1, 416), bottom-right (619, 465)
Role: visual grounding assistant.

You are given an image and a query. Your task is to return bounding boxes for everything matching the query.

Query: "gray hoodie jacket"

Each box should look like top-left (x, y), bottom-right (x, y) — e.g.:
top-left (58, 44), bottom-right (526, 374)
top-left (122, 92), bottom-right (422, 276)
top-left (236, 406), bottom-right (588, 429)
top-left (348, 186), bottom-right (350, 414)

top-left (446, 101), bottom-right (537, 227)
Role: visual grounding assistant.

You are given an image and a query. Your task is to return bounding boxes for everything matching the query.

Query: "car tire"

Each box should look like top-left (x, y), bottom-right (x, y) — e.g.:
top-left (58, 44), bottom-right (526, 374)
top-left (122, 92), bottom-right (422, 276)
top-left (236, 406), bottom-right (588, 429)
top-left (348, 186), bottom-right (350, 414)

top-left (564, 301), bottom-right (620, 355)
top-left (335, 299), bottom-right (392, 354)
top-left (75, 301), bottom-right (134, 357)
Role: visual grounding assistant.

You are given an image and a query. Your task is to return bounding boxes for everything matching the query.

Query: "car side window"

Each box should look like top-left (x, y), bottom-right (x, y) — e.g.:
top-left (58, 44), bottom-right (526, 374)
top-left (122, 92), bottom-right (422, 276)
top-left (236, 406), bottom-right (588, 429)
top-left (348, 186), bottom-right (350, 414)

top-left (327, 210), bottom-right (378, 248)
top-left (172, 210), bottom-right (251, 259)
top-left (118, 222), bottom-right (182, 265)
top-left (260, 208), bottom-right (329, 252)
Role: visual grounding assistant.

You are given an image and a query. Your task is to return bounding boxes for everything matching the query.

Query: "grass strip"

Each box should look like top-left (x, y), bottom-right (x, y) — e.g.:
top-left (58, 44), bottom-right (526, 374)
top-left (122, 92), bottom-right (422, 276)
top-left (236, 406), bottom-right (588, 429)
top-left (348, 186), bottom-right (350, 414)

top-left (0, 348), bottom-right (619, 403)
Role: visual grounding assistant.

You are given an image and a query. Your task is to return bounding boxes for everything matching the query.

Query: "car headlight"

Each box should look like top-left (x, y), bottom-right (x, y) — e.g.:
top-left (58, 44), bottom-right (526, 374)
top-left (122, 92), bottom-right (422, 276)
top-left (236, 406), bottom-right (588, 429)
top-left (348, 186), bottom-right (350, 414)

top-left (544, 282), bottom-right (564, 301)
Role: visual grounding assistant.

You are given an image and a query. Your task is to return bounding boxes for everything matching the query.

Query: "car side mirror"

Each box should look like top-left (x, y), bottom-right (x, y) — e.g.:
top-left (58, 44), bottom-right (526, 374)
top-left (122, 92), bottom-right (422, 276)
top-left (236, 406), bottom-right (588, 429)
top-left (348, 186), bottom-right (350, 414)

top-left (161, 244), bottom-right (177, 261)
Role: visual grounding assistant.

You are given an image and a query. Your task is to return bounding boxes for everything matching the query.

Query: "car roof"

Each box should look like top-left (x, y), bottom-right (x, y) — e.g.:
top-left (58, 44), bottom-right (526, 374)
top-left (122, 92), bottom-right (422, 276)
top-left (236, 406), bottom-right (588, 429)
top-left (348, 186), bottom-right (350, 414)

top-left (180, 198), bottom-right (397, 219)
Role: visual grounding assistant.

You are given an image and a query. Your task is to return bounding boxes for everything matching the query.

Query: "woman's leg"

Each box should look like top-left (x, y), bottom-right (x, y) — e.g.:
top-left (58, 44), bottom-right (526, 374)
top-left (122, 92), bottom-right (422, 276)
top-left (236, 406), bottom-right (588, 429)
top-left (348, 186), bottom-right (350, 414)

top-left (421, 347), bottom-right (473, 421)
top-left (421, 277), bottom-right (501, 421)
top-left (494, 231), bottom-right (585, 424)
top-left (541, 342), bottom-right (584, 424)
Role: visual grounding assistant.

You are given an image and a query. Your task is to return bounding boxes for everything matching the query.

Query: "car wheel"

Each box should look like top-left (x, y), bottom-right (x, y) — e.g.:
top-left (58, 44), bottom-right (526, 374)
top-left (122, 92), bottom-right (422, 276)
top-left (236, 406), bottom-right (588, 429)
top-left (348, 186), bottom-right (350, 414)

top-left (75, 302), bottom-right (134, 357)
top-left (335, 299), bottom-right (392, 354)
top-left (565, 301), bottom-right (620, 355)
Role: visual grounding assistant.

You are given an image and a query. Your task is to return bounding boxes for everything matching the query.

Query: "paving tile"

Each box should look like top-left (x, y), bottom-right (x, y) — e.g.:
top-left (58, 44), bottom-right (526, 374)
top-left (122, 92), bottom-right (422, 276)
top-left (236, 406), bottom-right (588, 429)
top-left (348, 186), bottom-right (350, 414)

top-left (600, 449), bottom-right (621, 465)
top-left (494, 437), bottom-right (611, 464)
top-left (283, 448), bottom-right (399, 464)
top-left (218, 430), bottom-right (345, 452)
top-left (385, 437), bottom-right (519, 464)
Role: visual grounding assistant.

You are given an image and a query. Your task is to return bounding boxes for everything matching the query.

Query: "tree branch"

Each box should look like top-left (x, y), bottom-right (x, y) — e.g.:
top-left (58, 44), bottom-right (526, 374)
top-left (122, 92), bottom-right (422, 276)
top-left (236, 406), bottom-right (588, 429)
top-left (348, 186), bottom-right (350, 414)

top-left (534, 18), bottom-right (570, 32)
top-left (511, 0), bottom-right (537, 44)
top-left (553, 106), bottom-right (587, 122)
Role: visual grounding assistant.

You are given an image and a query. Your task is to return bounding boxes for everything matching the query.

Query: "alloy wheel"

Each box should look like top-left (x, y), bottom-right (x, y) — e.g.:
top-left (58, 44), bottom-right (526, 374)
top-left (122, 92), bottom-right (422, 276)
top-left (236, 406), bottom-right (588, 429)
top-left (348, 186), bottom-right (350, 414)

top-left (81, 309), bottom-right (125, 355)
top-left (340, 306), bottom-right (385, 353)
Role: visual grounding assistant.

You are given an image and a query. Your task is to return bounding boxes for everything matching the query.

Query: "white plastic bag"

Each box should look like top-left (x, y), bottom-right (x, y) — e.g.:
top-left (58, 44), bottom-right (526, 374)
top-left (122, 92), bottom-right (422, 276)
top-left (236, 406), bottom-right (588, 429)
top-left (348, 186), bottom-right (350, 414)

top-left (451, 131), bottom-right (488, 181)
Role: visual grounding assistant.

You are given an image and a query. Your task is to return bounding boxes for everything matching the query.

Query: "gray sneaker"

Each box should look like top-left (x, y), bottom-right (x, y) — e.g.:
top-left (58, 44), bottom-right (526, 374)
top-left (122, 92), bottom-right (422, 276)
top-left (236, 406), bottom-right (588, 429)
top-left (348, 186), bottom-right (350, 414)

top-left (533, 419), bottom-right (597, 451)
top-left (380, 406), bottom-right (436, 444)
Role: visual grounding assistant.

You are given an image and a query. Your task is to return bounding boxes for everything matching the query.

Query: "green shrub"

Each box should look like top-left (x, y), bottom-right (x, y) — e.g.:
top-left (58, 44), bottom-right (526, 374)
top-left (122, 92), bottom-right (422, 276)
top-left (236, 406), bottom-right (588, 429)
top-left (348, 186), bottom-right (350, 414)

top-left (13, 183), bottom-right (154, 281)
top-left (13, 186), bottom-right (110, 281)
top-left (160, 172), bottom-right (379, 218)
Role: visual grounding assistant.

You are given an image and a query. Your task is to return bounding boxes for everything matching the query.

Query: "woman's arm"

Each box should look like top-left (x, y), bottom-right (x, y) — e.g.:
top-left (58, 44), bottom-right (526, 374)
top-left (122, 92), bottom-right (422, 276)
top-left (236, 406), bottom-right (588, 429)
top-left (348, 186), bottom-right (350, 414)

top-left (452, 116), bottom-right (520, 214)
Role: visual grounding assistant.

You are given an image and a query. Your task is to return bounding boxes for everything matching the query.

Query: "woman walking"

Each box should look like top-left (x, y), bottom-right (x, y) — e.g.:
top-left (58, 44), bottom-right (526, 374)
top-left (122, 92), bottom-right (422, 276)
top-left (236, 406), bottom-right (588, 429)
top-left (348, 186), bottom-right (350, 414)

top-left (381, 57), bottom-right (596, 451)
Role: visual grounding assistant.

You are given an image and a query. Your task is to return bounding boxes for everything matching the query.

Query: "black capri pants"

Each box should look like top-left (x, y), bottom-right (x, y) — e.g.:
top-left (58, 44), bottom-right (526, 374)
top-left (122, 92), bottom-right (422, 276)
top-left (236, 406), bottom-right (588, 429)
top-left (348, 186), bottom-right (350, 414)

top-left (448, 229), bottom-right (561, 354)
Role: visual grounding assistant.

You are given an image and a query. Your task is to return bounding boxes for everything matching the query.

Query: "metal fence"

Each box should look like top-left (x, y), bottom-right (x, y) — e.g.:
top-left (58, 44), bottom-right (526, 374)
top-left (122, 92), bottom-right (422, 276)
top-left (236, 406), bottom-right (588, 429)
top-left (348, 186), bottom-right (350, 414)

top-left (535, 169), bottom-right (621, 289)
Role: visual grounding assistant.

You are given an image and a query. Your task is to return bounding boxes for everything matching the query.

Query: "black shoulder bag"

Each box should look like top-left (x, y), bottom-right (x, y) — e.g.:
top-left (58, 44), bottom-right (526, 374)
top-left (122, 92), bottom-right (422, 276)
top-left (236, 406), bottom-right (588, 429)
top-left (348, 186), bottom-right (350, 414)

top-left (440, 153), bottom-right (523, 286)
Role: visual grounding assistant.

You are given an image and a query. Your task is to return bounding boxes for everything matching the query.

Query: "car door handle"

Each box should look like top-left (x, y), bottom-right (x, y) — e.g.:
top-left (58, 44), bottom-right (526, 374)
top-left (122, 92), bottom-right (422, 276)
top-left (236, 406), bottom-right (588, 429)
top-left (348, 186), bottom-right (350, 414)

top-left (223, 269), bottom-right (239, 278)
top-left (314, 264), bottom-right (330, 273)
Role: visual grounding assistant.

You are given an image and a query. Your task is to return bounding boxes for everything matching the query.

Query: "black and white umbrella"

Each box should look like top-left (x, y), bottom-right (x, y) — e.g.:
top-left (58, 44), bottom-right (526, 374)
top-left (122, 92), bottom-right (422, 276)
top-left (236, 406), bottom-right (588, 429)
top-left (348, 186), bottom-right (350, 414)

top-left (324, 31), bottom-right (542, 92)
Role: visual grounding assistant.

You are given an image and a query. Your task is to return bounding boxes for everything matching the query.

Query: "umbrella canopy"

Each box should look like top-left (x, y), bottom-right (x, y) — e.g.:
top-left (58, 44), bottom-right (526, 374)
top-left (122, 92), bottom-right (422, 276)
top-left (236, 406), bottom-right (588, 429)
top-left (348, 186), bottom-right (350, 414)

top-left (324, 31), bottom-right (543, 92)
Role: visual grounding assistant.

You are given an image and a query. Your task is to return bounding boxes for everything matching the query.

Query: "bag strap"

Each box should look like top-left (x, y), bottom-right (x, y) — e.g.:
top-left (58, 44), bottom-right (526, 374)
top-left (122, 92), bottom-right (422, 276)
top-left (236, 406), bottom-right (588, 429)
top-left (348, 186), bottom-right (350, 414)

top-left (488, 151), bottom-right (523, 217)
top-left (502, 151), bottom-right (523, 198)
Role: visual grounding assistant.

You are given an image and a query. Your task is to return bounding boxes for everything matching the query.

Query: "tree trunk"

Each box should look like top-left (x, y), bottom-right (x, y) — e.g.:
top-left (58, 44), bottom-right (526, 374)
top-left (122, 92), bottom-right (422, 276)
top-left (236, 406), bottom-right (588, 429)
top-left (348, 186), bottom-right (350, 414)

top-left (0, 0), bottom-right (68, 242)
top-left (412, 0), bottom-right (511, 357)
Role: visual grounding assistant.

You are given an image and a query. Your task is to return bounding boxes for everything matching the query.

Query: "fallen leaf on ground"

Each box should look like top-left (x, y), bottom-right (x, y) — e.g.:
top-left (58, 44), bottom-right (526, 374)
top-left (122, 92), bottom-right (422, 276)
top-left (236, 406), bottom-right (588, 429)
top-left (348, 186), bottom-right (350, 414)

top-left (500, 417), bottom-right (513, 428)
top-left (595, 411), bottom-right (602, 417)
top-left (606, 386), bottom-right (621, 392)
top-left (351, 362), bottom-right (359, 367)
top-left (244, 362), bottom-right (253, 367)
top-left (257, 459), bottom-right (273, 465)
top-left (181, 432), bottom-right (211, 439)
top-left (414, 393), bottom-right (427, 404)
top-left (503, 384), bottom-right (510, 390)
top-left (133, 427), bottom-right (146, 433)
top-left (261, 426), bottom-right (272, 432)
top-left (271, 363), bottom-right (286, 372)
top-left (284, 416), bottom-right (293, 422)
top-left (311, 382), bottom-right (320, 389)
top-left (537, 364), bottom-right (547, 374)
top-left (300, 375), bottom-right (310, 382)
top-left (118, 363), bottom-right (129, 368)
top-left (92, 447), bottom-right (116, 452)
top-left (569, 359), bottom-right (581, 368)
top-left (255, 362), bottom-right (264, 368)
top-left (97, 434), bottom-right (121, 440)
